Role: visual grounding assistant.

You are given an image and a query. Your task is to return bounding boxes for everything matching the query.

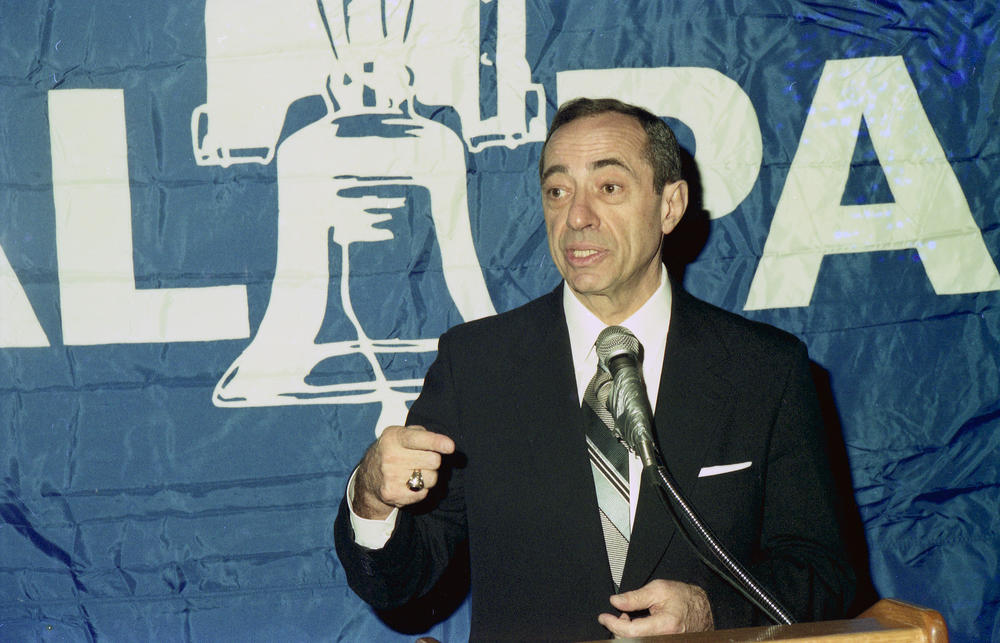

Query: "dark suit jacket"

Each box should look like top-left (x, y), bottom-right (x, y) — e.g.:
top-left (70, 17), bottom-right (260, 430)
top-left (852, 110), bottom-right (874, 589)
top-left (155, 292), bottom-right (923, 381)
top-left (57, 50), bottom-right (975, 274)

top-left (335, 283), bottom-right (855, 640)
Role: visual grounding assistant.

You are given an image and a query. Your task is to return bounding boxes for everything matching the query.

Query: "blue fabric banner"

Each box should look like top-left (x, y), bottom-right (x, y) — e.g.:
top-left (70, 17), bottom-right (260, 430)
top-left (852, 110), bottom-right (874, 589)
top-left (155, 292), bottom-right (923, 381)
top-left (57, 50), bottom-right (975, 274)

top-left (1, 2), bottom-right (997, 641)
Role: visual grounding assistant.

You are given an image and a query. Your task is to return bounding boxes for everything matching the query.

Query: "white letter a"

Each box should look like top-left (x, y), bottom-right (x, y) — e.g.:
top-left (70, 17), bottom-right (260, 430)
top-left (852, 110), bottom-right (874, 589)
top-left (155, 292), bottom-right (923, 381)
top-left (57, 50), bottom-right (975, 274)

top-left (746, 56), bottom-right (1000, 310)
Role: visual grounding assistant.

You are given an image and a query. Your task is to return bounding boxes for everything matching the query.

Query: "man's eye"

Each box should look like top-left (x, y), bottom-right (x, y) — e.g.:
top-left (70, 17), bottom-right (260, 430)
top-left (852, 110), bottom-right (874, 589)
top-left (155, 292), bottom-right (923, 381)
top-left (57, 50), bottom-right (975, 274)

top-left (601, 184), bottom-right (622, 195)
top-left (547, 187), bottom-right (565, 199)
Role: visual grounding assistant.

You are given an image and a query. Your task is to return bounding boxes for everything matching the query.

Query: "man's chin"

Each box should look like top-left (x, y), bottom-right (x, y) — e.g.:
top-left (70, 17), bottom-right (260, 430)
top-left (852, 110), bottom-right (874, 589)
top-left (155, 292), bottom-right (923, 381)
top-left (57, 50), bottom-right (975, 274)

top-left (565, 278), bottom-right (610, 299)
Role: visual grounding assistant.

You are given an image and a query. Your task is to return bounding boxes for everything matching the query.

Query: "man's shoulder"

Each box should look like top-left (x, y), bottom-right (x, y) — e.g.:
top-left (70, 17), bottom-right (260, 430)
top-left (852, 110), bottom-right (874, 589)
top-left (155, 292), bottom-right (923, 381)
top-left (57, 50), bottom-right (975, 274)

top-left (675, 287), bottom-right (806, 356)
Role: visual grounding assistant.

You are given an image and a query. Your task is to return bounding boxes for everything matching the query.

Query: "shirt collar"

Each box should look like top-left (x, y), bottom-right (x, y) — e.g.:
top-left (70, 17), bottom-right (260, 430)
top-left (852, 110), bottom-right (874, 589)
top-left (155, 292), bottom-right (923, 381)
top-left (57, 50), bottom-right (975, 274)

top-left (563, 265), bottom-right (672, 374)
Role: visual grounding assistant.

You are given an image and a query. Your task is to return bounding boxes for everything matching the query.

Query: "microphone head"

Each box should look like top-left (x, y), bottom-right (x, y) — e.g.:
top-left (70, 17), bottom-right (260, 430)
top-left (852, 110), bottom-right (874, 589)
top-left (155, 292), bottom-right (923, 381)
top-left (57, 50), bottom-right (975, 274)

top-left (595, 325), bottom-right (640, 371)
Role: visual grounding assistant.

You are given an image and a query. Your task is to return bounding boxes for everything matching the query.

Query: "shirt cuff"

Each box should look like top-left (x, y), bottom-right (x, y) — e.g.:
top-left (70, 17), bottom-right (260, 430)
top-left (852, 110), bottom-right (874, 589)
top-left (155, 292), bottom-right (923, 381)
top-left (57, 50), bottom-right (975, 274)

top-left (346, 467), bottom-right (399, 549)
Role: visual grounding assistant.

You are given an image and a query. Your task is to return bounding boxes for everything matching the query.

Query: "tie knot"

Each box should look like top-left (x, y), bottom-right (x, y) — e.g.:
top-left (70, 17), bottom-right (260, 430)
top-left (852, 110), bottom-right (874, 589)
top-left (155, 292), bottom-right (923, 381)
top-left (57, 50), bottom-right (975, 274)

top-left (584, 367), bottom-right (610, 410)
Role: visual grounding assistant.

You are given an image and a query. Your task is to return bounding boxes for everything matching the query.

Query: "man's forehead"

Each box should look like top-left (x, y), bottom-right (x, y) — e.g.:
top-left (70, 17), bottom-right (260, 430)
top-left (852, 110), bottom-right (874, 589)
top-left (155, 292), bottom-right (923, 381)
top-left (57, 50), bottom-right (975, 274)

top-left (541, 157), bottom-right (634, 183)
top-left (540, 114), bottom-right (649, 180)
top-left (545, 112), bottom-right (647, 150)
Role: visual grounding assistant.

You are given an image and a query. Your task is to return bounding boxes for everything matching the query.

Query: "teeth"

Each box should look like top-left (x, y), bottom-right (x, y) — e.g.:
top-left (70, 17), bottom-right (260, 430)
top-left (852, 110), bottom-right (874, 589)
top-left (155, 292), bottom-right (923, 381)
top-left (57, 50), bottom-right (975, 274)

top-left (572, 249), bottom-right (597, 257)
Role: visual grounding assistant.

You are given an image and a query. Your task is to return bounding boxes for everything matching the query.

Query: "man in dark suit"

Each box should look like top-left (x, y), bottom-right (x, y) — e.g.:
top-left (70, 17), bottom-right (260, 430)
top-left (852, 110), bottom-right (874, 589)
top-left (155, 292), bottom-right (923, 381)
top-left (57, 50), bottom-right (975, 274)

top-left (335, 98), bottom-right (855, 640)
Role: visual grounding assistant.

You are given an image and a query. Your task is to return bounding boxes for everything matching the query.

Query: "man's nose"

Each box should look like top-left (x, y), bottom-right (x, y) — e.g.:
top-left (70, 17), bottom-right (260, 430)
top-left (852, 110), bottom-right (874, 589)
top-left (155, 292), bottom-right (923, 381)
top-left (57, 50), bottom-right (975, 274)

top-left (567, 193), bottom-right (599, 230)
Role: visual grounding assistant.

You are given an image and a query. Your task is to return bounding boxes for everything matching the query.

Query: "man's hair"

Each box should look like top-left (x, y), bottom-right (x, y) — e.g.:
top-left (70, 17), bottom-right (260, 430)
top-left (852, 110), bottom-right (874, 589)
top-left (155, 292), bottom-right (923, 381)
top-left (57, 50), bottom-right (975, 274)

top-left (538, 97), bottom-right (682, 193)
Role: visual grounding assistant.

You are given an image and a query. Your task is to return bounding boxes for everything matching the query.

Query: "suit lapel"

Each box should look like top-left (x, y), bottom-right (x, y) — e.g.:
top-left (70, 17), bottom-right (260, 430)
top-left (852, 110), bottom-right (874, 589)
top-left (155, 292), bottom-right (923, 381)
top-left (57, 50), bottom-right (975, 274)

top-left (515, 286), bottom-right (617, 591)
top-left (620, 286), bottom-right (736, 590)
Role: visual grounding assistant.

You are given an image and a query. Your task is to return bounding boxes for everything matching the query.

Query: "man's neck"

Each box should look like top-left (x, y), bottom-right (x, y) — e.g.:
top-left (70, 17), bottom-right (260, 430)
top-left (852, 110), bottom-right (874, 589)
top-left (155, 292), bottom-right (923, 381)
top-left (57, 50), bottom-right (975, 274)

top-left (570, 282), bottom-right (660, 326)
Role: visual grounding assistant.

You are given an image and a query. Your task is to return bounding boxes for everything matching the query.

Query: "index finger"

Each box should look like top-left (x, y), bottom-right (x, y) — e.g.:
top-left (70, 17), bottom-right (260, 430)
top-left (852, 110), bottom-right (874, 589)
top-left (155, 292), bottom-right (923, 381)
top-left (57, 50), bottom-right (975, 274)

top-left (399, 425), bottom-right (455, 455)
top-left (610, 586), bottom-right (657, 612)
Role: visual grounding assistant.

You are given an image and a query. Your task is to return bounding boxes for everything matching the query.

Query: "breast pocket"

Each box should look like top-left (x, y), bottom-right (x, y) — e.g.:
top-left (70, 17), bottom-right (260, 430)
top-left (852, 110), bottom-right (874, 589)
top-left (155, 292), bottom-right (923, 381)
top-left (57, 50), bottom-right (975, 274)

top-left (690, 460), bottom-right (761, 552)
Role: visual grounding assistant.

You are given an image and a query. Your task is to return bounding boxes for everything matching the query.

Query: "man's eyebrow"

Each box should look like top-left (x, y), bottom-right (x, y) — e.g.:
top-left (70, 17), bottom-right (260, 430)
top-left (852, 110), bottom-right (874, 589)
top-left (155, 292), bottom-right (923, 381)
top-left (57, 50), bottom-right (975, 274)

top-left (540, 164), bottom-right (568, 183)
top-left (591, 158), bottom-right (634, 175)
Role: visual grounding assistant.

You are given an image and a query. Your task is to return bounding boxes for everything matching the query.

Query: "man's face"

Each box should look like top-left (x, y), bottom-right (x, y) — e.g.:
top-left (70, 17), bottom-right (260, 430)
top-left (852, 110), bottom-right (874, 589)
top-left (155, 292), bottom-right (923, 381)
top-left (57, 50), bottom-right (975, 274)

top-left (540, 112), bottom-right (685, 322)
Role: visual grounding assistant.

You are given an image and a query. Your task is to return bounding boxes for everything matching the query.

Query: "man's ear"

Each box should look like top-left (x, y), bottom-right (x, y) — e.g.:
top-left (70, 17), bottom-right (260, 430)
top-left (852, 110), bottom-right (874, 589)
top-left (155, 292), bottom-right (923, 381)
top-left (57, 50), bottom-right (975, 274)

top-left (660, 180), bottom-right (688, 235)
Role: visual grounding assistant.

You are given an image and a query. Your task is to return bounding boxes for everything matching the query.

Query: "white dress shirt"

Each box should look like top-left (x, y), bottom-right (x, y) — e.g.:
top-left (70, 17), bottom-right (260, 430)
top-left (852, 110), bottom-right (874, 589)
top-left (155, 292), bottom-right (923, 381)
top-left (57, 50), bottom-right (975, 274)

top-left (562, 265), bottom-right (672, 528)
top-left (348, 266), bottom-right (672, 548)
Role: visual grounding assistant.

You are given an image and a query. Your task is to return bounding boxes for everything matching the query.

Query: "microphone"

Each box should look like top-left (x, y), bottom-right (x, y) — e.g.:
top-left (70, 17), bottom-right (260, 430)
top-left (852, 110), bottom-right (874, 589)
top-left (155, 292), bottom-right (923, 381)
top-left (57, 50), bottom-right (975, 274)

top-left (595, 326), bottom-right (795, 625)
top-left (594, 326), bottom-right (660, 469)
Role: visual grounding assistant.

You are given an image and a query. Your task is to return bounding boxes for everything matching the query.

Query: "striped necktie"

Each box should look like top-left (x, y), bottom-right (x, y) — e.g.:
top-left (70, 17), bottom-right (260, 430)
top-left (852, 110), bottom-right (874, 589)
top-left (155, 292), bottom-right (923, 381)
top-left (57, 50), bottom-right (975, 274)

top-left (582, 354), bottom-right (632, 589)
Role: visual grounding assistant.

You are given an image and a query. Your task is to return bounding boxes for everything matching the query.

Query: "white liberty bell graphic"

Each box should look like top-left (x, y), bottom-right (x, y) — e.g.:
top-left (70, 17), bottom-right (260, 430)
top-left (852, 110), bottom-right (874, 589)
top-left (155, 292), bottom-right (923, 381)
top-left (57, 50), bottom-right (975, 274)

top-left (193, 0), bottom-right (545, 429)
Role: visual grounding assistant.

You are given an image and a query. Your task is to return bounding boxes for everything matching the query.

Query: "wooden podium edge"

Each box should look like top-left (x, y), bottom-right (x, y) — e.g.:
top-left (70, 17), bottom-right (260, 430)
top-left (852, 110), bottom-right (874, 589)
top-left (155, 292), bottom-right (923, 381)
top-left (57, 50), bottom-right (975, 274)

top-left (416, 597), bottom-right (950, 642)
top-left (859, 598), bottom-right (950, 643)
top-left (571, 598), bottom-right (950, 642)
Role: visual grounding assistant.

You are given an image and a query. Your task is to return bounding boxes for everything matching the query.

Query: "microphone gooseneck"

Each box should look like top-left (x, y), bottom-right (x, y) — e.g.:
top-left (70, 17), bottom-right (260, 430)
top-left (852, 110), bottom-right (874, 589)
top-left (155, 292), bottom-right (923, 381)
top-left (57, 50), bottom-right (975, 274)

top-left (593, 325), bottom-right (795, 626)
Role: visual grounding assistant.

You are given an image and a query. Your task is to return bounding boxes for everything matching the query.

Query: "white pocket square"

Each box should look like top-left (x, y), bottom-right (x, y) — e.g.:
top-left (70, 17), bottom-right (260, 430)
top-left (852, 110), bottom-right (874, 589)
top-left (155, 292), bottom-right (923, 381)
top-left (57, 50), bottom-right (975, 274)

top-left (698, 461), bottom-right (752, 478)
